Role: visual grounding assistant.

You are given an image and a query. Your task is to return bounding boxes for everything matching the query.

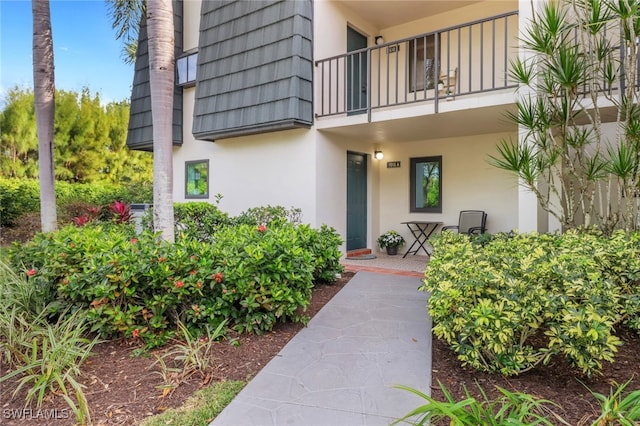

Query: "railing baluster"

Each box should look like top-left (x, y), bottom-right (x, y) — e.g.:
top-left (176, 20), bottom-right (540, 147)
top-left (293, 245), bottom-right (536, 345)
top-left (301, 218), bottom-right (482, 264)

top-left (492, 19), bottom-right (496, 89)
top-left (503, 16), bottom-right (508, 88)
top-left (435, 32), bottom-right (440, 113)
top-left (422, 35), bottom-right (427, 100)
top-left (376, 47), bottom-right (380, 108)
top-left (480, 22), bottom-right (484, 91)
top-left (320, 61), bottom-right (325, 116)
top-left (458, 26), bottom-right (462, 93)
top-left (395, 40), bottom-right (400, 104)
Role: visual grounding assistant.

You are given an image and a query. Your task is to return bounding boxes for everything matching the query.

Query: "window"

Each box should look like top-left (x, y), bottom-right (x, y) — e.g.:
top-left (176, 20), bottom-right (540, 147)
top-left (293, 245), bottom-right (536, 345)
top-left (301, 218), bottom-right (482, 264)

top-left (410, 156), bottom-right (442, 213)
top-left (176, 52), bottom-right (198, 86)
top-left (408, 35), bottom-right (437, 91)
top-left (185, 160), bottom-right (209, 198)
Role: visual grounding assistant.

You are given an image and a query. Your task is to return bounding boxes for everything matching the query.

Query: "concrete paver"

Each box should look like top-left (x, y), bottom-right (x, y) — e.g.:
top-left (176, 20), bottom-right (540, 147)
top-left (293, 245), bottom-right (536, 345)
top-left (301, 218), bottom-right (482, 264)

top-left (210, 271), bottom-right (432, 426)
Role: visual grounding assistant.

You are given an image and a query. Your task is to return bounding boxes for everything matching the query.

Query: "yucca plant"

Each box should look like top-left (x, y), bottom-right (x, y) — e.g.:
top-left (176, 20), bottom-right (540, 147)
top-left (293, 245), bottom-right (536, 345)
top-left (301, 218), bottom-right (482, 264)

top-left (489, 0), bottom-right (640, 234)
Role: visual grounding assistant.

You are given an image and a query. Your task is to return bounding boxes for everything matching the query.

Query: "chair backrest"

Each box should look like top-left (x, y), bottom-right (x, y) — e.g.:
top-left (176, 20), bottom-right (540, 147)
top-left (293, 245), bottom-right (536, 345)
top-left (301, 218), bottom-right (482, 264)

top-left (458, 210), bottom-right (487, 234)
top-left (438, 68), bottom-right (457, 96)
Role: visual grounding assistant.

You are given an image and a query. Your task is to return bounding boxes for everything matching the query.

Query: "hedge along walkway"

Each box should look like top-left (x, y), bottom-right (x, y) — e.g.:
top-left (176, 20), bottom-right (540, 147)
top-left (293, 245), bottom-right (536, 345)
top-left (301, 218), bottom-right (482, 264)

top-left (210, 271), bottom-right (432, 425)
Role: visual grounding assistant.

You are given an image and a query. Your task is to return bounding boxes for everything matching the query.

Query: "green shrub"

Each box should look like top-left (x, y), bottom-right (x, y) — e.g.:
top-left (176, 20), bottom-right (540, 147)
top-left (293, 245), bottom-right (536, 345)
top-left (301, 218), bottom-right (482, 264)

top-left (9, 218), bottom-right (342, 347)
top-left (0, 178), bottom-right (152, 226)
top-left (233, 205), bottom-right (303, 226)
top-left (142, 202), bottom-right (343, 283)
top-left (422, 230), bottom-right (640, 377)
top-left (140, 200), bottom-right (231, 240)
top-left (203, 223), bottom-right (315, 334)
top-left (0, 178), bottom-right (40, 226)
top-left (295, 224), bottom-right (344, 282)
top-left (173, 200), bottom-right (231, 241)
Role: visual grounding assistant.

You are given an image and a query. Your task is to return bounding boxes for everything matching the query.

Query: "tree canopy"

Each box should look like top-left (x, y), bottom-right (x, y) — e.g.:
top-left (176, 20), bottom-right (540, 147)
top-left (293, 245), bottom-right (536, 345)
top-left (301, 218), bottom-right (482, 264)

top-left (0, 86), bottom-right (152, 186)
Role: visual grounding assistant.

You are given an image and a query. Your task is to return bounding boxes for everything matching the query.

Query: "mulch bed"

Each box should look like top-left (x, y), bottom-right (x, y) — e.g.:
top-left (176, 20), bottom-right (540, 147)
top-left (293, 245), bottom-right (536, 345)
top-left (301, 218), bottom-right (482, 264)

top-left (429, 325), bottom-right (640, 425)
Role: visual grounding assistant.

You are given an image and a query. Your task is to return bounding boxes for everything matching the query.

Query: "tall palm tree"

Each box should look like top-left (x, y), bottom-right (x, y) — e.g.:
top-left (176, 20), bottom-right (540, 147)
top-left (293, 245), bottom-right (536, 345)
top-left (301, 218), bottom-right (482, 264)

top-left (106, 0), bottom-right (144, 64)
top-left (146, 0), bottom-right (175, 242)
top-left (32, 0), bottom-right (57, 232)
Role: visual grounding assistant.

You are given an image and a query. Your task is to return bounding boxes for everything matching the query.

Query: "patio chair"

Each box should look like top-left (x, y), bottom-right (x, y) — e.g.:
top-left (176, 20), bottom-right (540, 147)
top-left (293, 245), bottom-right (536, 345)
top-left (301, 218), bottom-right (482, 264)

top-left (438, 68), bottom-right (457, 98)
top-left (442, 210), bottom-right (487, 235)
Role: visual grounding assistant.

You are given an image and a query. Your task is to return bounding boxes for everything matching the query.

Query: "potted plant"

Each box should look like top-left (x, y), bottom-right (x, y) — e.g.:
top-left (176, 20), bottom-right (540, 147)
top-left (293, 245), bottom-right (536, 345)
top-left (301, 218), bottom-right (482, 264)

top-left (377, 230), bottom-right (405, 255)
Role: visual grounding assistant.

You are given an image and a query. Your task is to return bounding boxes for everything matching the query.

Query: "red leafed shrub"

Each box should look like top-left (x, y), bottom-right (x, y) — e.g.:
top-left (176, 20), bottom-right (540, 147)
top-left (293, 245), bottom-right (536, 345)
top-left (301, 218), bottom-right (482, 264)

top-left (72, 205), bottom-right (101, 227)
top-left (108, 200), bottom-right (132, 224)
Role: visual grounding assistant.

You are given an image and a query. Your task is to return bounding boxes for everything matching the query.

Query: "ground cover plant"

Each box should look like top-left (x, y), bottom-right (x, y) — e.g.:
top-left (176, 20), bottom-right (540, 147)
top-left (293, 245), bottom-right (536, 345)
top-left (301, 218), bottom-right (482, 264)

top-left (395, 379), bottom-right (640, 425)
top-left (0, 262), bottom-right (98, 424)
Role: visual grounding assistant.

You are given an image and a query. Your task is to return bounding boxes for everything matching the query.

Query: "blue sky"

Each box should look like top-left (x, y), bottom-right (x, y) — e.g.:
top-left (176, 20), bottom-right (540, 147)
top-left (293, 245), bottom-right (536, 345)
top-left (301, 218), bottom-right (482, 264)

top-left (1, 0), bottom-right (134, 104)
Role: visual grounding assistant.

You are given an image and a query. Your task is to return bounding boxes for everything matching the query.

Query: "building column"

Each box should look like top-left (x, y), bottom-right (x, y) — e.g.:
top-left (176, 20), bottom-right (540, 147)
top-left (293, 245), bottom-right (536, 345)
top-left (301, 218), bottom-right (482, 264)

top-left (516, 0), bottom-right (539, 233)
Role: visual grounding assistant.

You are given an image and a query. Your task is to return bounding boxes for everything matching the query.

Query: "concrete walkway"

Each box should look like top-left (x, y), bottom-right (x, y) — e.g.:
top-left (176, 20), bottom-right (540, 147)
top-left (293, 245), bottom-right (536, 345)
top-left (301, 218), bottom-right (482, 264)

top-left (210, 270), bottom-right (432, 426)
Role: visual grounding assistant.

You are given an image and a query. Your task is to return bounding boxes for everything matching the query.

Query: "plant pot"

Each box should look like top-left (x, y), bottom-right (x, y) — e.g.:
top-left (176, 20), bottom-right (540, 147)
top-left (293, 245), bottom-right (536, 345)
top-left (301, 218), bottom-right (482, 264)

top-left (386, 246), bottom-right (398, 256)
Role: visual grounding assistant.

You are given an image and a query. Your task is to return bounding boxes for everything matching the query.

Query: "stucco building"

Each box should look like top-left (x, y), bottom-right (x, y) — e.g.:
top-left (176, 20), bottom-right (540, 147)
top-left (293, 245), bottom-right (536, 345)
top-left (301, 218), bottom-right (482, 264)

top-left (127, 0), bottom-right (571, 254)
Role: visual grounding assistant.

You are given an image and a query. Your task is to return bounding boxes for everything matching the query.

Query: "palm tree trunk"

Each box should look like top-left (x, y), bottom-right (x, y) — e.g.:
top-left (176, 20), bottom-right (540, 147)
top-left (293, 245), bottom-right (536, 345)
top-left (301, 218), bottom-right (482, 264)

top-left (147, 0), bottom-right (175, 242)
top-left (32, 0), bottom-right (57, 232)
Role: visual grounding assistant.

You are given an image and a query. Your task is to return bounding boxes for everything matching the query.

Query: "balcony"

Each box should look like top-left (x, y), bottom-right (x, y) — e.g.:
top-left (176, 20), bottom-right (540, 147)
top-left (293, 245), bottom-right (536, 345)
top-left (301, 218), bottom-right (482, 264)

top-left (315, 11), bottom-right (520, 128)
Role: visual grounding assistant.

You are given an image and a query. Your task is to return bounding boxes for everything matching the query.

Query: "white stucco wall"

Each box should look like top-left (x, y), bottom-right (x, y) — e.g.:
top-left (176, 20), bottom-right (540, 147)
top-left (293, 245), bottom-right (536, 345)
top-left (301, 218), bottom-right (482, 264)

top-left (314, 1), bottom-right (380, 60)
top-left (206, 129), bottom-right (319, 224)
top-left (377, 132), bottom-right (519, 250)
top-left (182, 0), bottom-right (201, 51)
top-left (173, 88), bottom-right (217, 203)
top-left (175, 111), bottom-right (319, 224)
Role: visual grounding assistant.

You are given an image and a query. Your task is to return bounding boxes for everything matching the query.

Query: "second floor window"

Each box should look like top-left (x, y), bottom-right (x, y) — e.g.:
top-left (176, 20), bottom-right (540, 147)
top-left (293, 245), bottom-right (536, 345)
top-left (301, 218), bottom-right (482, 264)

top-left (408, 35), bottom-right (438, 92)
top-left (177, 52), bottom-right (198, 86)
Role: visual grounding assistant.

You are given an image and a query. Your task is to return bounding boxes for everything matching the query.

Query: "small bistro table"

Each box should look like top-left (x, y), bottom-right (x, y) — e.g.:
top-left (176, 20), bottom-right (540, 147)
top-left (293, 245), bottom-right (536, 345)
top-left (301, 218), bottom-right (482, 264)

top-left (401, 221), bottom-right (443, 258)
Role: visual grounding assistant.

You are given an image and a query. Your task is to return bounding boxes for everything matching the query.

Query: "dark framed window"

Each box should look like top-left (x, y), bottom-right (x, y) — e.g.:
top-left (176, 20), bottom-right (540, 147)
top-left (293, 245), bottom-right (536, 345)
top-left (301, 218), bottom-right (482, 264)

top-left (185, 160), bottom-right (209, 199)
top-left (410, 156), bottom-right (442, 213)
top-left (408, 35), bottom-right (438, 91)
top-left (176, 51), bottom-right (198, 86)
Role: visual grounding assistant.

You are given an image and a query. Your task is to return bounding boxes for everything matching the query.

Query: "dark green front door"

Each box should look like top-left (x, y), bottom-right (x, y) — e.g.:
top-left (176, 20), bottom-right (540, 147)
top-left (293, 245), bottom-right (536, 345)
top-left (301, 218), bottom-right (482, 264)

top-left (347, 152), bottom-right (367, 250)
top-left (347, 26), bottom-right (367, 115)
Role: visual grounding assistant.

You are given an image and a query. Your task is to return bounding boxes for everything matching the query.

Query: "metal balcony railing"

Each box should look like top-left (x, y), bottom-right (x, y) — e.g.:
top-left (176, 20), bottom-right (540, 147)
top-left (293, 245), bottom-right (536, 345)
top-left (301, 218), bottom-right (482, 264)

top-left (315, 11), bottom-right (520, 120)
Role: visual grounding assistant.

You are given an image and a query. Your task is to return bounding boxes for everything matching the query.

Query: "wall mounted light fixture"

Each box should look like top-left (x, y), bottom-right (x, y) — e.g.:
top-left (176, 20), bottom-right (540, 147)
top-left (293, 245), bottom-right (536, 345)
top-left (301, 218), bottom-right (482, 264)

top-left (375, 36), bottom-right (385, 45)
top-left (374, 150), bottom-right (384, 160)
